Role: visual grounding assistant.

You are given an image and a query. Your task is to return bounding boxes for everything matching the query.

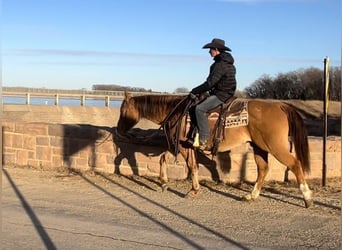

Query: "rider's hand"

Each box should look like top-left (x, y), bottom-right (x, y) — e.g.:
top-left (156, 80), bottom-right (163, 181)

top-left (189, 93), bottom-right (197, 100)
top-left (200, 91), bottom-right (210, 99)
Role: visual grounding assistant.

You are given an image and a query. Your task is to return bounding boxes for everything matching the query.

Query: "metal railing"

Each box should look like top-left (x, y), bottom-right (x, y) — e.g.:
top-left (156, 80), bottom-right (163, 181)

top-left (2, 87), bottom-right (170, 107)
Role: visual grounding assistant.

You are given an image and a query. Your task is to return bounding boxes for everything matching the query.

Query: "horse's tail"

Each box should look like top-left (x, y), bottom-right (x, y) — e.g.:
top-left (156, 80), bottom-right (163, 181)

top-left (282, 104), bottom-right (310, 174)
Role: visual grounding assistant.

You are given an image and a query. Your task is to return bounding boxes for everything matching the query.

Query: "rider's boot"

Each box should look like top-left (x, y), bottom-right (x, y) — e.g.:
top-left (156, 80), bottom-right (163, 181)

top-left (186, 124), bottom-right (197, 145)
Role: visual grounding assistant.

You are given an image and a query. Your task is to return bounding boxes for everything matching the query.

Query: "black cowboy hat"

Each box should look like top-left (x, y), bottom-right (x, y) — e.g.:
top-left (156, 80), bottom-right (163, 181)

top-left (202, 38), bottom-right (231, 51)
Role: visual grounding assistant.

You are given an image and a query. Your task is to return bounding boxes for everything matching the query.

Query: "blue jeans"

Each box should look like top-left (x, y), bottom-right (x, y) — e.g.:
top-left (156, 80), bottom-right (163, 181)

top-left (195, 95), bottom-right (223, 142)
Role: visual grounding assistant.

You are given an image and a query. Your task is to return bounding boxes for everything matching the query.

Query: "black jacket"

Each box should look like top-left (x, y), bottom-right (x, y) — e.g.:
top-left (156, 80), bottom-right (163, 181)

top-left (191, 52), bottom-right (236, 102)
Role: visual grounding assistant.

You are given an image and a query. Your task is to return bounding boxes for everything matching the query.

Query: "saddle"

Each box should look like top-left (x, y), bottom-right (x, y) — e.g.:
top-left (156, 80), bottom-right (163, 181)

top-left (210, 97), bottom-right (249, 154)
top-left (187, 96), bottom-right (249, 155)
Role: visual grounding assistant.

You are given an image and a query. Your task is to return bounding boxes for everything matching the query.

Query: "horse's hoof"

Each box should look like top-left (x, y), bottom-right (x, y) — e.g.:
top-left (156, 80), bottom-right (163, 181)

top-left (304, 198), bottom-right (313, 208)
top-left (161, 184), bottom-right (168, 192)
top-left (243, 194), bottom-right (253, 201)
top-left (185, 190), bottom-right (199, 199)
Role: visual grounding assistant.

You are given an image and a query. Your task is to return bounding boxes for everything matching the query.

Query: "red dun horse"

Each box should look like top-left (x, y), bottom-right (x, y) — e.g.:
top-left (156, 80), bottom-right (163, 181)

top-left (117, 92), bottom-right (313, 208)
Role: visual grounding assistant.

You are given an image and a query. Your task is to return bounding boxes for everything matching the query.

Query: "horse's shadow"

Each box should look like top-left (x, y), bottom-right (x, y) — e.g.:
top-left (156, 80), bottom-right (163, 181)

top-left (112, 127), bottom-right (167, 175)
top-left (61, 125), bottom-right (229, 193)
top-left (112, 127), bottom-right (226, 184)
top-left (62, 124), bottom-right (113, 169)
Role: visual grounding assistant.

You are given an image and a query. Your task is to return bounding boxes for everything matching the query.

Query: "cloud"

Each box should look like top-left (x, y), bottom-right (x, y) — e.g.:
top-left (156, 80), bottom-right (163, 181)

top-left (4, 48), bottom-right (340, 67)
top-left (4, 48), bottom-right (205, 61)
top-left (237, 56), bottom-right (340, 66)
top-left (218, 0), bottom-right (315, 3)
top-left (3, 48), bottom-right (209, 68)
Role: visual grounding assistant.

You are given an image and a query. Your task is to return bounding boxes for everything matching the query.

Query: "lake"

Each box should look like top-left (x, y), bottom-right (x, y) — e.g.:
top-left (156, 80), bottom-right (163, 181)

top-left (2, 96), bottom-right (122, 107)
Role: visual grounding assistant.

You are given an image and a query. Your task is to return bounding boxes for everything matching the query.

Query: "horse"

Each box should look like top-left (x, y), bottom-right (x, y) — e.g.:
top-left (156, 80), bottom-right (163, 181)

top-left (117, 92), bottom-right (313, 208)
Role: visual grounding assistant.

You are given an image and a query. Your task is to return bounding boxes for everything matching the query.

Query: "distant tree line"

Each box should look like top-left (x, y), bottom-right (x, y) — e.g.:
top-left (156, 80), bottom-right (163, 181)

top-left (244, 67), bottom-right (341, 101)
top-left (92, 84), bottom-right (153, 92)
top-left (173, 87), bottom-right (189, 93)
top-left (92, 66), bottom-right (341, 101)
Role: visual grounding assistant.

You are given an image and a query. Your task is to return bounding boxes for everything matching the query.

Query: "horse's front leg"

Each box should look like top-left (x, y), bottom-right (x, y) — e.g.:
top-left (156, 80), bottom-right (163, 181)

top-left (183, 149), bottom-right (200, 198)
top-left (159, 151), bottom-right (172, 191)
top-left (244, 146), bottom-right (269, 201)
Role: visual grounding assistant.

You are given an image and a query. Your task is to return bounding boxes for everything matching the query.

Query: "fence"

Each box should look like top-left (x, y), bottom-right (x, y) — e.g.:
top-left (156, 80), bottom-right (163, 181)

top-left (2, 87), bottom-right (170, 107)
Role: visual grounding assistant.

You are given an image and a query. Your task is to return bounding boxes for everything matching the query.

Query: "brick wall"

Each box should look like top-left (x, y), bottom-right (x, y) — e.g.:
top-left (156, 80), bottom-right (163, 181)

top-left (2, 121), bottom-right (341, 183)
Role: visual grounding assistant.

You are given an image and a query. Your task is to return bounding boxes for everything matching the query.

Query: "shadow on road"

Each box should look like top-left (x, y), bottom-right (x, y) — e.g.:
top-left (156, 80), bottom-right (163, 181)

top-left (3, 169), bottom-right (57, 250)
top-left (70, 168), bottom-right (250, 250)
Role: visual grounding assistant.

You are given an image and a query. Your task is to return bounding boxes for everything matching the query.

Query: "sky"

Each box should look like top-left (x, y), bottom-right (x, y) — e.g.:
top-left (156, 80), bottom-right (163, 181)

top-left (2, 0), bottom-right (341, 93)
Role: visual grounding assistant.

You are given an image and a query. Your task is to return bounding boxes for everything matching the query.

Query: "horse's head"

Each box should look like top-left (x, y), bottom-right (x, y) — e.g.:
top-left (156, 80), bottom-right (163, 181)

top-left (117, 92), bottom-right (140, 135)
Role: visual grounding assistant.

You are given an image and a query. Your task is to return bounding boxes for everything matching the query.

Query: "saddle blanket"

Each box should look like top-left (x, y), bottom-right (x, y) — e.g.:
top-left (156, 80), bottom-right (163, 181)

top-left (209, 100), bottom-right (249, 128)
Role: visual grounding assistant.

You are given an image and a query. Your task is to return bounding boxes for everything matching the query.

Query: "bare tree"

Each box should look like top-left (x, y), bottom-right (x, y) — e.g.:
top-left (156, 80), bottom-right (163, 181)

top-left (174, 87), bottom-right (189, 94)
top-left (244, 67), bottom-right (340, 101)
top-left (245, 74), bottom-right (275, 99)
top-left (329, 66), bottom-right (341, 101)
top-left (297, 67), bottom-right (323, 100)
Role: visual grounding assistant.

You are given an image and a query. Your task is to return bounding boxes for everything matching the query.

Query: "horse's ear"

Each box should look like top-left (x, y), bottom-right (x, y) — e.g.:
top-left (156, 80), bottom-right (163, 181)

top-left (124, 91), bottom-right (132, 100)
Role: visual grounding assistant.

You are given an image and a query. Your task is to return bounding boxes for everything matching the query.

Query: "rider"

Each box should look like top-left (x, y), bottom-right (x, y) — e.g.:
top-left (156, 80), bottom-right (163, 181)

top-left (189, 38), bottom-right (237, 151)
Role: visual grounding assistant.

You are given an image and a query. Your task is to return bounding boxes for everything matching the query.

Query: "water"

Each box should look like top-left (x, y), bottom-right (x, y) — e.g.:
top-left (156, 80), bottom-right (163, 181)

top-left (3, 96), bottom-right (122, 107)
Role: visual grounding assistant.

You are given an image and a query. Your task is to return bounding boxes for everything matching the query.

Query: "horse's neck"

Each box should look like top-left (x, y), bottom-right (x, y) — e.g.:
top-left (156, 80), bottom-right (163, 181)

top-left (137, 96), bottom-right (183, 125)
top-left (144, 113), bottom-right (168, 125)
top-left (145, 107), bottom-right (174, 125)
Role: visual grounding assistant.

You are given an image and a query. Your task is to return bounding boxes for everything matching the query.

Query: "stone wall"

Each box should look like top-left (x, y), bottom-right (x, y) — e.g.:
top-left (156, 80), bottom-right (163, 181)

top-left (2, 105), bottom-right (121, 126)
top-left (2, 121), bottom-right (341, 183)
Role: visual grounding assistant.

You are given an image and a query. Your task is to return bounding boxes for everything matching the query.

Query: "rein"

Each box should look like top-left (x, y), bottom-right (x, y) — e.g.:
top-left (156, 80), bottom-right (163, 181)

top-left (160, 96), bottom-right (194, 157)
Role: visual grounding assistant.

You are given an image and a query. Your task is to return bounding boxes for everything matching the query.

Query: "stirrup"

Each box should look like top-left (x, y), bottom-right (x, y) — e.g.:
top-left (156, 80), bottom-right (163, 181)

top-left (193, 133), bottom-right (200, 147)
top-left (198, 140), bottom-right (211, 151)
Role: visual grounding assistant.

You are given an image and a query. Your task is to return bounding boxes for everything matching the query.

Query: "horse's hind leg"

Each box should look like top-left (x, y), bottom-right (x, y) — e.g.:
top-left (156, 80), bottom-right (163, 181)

top-left (244, 145), bottom-right (269, 201)
top-left (276, 153), bottom-right (313, 208)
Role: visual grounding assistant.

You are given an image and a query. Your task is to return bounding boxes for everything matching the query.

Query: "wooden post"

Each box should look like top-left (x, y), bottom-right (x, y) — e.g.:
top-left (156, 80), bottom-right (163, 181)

top-left (26, 93), bottom-right (30, 105)
top-left (81, 95), bottom-right (86, 106)
top-left (54, 94), bottom-right (59, 106)
top-left (322, 56), bottom-right (330, 186)
top-left (105, 96), bottom-right (110, 107)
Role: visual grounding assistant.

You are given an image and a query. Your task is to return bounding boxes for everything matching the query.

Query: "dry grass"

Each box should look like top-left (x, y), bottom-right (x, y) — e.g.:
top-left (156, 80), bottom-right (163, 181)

top-left (285, 100), bottom-right (341, 136)
top-left (285, 100), bottom-right (341, 118)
